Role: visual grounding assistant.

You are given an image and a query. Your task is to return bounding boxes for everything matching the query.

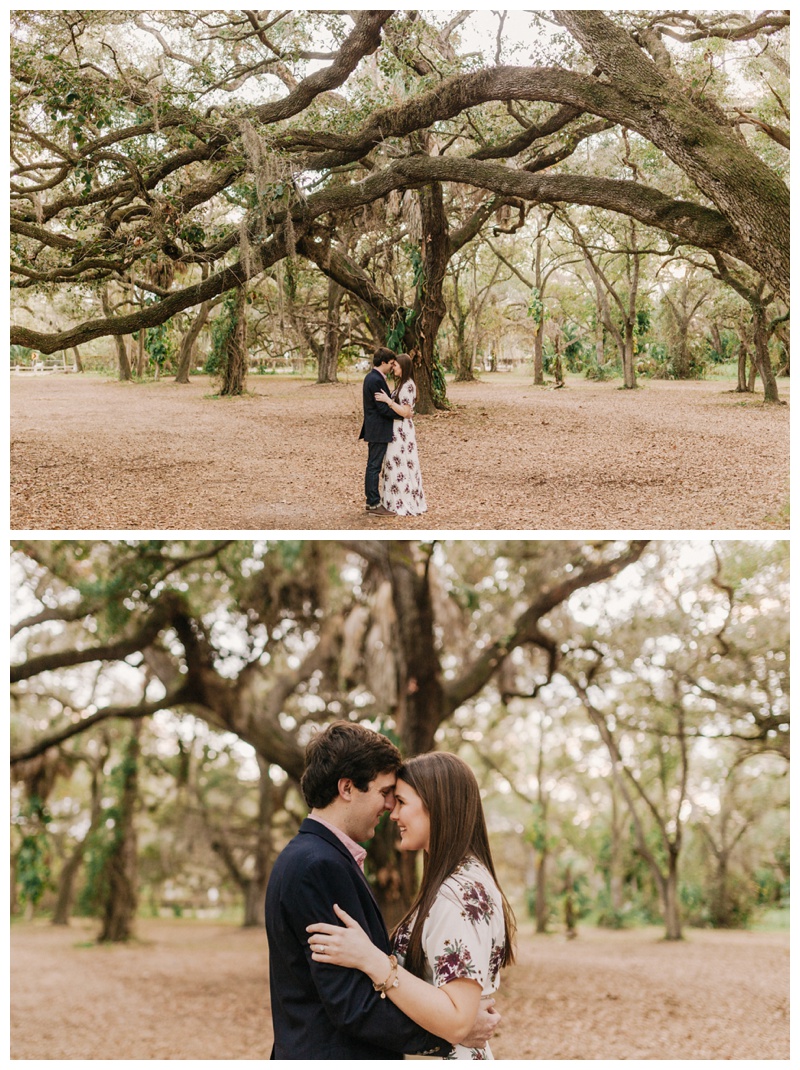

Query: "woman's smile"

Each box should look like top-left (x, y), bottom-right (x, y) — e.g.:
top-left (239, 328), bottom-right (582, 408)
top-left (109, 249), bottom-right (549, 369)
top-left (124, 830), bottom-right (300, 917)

top-left (390, 779), bottom-right (430, 852)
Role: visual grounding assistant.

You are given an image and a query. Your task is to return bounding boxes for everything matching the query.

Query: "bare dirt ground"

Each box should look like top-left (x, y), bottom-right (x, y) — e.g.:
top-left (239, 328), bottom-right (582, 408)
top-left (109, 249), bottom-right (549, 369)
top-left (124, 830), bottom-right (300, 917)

top-left (10, 372), bottom-right (788, 531)
top-left (10, 918), bottom-right (788, 1059)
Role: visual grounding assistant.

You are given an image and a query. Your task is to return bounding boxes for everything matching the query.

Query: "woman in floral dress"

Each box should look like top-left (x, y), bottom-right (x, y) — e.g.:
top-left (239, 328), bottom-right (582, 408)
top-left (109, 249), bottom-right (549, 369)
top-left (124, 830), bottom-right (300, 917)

top-left (374, 353), bottom-right (427, 516)
top-left (307, 753), bottom-right (516, 1059)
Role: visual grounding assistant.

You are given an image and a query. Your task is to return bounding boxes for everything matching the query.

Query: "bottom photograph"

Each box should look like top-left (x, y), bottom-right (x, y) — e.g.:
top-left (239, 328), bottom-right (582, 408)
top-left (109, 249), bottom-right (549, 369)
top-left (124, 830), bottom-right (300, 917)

top-left (10, 538), bottom-right (789, 1060)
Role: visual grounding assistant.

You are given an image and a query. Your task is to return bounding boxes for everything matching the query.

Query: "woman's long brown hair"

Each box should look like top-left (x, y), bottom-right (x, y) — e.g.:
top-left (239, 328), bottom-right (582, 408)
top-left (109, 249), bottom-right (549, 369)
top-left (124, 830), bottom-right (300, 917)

top-left (390, 751), bottom-right (516, 978)
top-left (392, 352), bottom-right (414, 398)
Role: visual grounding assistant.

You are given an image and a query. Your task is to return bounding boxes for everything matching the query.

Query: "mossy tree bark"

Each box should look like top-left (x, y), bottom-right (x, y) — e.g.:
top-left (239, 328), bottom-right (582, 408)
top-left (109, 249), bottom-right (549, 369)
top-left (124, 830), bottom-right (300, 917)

top-left (98, 723), bottom-right (141, 943)
top-left (219, 285), bottom-right (248, 397)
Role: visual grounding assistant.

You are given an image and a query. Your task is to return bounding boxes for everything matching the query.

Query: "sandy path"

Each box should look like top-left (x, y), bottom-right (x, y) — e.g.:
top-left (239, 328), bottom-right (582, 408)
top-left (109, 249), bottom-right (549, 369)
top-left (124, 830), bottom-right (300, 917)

top-left (10, 919), bottom-right (788, 1059)
top-left (10, 372), bottom-right (789, 531)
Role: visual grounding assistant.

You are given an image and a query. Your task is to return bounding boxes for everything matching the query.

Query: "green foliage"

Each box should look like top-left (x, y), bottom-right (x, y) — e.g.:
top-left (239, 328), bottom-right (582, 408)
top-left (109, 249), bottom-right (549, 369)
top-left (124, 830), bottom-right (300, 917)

top-left (205, 289), bottom-right (241, 376)
top-left (144, 320), bottom-right (174, 371)
top-left (431, 347), bottom-right (448, 408)
top-left (583, 358), bottom-right (619, 381)
top-left (706, 329), bottom-right (737, 364)
top-left (387, 307), bottom-right (418, 352)
top-left (16, 797), bottom-right (53, 907)
top-left (526, 288), bottom-right (544, 325)
top-left (77, 743), bottom-right (138, 918)
top-left (62, 539), bottom-right (173, 635)
top-left (524, 803), bottom-right (550, 855)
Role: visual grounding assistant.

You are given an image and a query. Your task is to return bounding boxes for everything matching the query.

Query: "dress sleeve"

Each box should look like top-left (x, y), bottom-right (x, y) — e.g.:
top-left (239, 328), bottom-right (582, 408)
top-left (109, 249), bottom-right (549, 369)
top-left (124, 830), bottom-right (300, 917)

top-left (420, 875), bottom-right (497, 990)
top-left (403, 381), bottom-right (416, 411)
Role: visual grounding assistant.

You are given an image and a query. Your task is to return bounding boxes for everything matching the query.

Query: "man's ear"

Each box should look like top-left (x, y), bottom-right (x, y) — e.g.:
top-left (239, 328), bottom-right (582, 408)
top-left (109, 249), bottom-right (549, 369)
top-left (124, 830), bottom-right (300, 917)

top-left (337, 777), bottom-right (354, 802)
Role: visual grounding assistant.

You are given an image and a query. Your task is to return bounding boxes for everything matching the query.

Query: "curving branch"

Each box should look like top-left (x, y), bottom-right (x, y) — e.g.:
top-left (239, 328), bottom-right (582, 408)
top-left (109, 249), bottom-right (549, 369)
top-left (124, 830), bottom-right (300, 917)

top-left (445, 540), bottom-right (650, 711)
top-left (13, 153), bottom-right (751, 354)
top-left (10, 592), bottom-right (183, 683)
top-left (10, 683), bottom-right (193, 766)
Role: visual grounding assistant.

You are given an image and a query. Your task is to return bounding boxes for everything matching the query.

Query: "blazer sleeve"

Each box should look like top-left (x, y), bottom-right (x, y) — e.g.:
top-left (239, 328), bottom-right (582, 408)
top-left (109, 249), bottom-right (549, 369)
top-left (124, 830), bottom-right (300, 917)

top-left (369, 371), bottom-right (403, 422)
top-left (288, 855), bottom-right (451, 1056)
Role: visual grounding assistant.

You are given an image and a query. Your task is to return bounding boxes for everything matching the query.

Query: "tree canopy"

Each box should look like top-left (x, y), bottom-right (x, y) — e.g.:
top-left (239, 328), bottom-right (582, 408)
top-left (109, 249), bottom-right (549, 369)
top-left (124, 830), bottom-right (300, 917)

top-left (11, 10), bottom-right (789, 403)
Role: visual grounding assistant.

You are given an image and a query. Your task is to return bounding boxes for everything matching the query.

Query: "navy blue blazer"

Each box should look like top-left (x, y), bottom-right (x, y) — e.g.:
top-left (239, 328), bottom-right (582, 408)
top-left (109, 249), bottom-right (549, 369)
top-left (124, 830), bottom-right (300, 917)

top-left (359, 367), bottom-right (402, 443)
top-left (265, 818), bottom-right (451, 1060)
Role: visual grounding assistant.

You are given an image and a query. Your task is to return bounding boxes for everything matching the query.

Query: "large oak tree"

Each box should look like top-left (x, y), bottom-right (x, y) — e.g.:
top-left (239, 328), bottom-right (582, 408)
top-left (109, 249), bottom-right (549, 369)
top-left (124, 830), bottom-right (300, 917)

top-left (11, 10), bottom-right (788, 406)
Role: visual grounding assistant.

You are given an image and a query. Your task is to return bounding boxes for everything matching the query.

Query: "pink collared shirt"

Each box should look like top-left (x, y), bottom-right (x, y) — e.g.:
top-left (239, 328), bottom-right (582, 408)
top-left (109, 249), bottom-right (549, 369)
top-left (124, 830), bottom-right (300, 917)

top-left (308, 814), bottom-right (367, 871)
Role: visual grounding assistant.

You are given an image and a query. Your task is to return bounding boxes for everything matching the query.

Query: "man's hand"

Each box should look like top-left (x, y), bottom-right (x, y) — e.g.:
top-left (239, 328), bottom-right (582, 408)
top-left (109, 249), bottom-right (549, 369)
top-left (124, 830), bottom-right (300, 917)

top-left (460, 998), bottom-right (501, 1049)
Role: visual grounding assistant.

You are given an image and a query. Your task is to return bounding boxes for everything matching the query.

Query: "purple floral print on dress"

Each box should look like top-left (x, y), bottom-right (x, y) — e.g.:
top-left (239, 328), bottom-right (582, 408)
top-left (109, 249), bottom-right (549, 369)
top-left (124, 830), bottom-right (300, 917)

top-left (434, 938), bottom-right (477, 986)
top-left (488, 939), bottom-right (504, 986)
top-left (378, 381), bottom-right (427, 516)
top-left (392, 919), bottom-right (411, 961)
top-left (461, 879), bottom-right (495, 925)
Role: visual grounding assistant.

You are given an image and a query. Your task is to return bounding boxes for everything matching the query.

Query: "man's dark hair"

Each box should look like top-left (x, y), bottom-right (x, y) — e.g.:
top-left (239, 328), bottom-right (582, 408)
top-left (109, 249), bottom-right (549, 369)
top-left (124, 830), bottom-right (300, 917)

top-left (373, 346), bottom-right (395, 367)
top-left (300, 720), bottom-right (402, 809)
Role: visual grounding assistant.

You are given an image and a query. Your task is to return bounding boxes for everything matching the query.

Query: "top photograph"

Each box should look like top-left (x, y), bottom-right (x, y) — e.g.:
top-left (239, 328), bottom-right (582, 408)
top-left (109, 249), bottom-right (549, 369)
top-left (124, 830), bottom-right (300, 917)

top-left (10, 9), bottom-right (789, 531)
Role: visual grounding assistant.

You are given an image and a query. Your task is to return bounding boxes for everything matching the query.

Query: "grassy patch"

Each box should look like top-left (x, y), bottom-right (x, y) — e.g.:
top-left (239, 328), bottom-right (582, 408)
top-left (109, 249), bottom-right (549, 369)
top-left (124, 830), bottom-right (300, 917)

top-left (760, 498), bottom-right (790, 528)
top-left (750, 907), bottom-right (790, 931)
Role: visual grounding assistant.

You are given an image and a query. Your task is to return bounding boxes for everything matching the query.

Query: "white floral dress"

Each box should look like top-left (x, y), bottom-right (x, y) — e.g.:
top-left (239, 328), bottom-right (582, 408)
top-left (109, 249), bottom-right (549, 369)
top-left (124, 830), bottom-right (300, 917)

top-left (393, 857), bottom-right (507, 1060)
top-left (380, 381), bottom-right (427, 516)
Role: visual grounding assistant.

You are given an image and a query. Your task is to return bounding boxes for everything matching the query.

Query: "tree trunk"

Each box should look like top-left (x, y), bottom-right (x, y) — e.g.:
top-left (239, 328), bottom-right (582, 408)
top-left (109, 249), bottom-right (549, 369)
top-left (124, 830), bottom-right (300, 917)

top-left (412, 182), bottom-right (450, 413)
top-left (662, 856), bottom-right (682, 941)
top-left (534, 846), bottom-right (549, 934)
top-left (622, 227), bottom-right (640, 388)
top-left (53, 758), bottom-right (104, 926)
top-left (219, 286), bottom-right (248, 396)
top-left (136, 326), bottom-right (146, 378)
top-left (775, 323), bottom-right (789, 376)
top-left (710, 852), bottom-right (732, 927)
top-left (101, 288), bottom-right (132, 381)
top-left (116, 336), bottom-right (133, 381)
top-left (751, 304), bottom-right (780, 403)
top-left (175, 301), bottom-right (212, 383)
top-left (52, 845), bottom-right (84, 925)
top-left (533, 727), bottom-right (550, 932)
top-left (735, 327), bottom-right (750, 392)
top-left (594, 314), bottom-right (605, 369)
top-left (533, 317), bottom-right (545, 385)
top-left (532, 230), bottom-right (546, 385)
top-left (455, 348), bottom-right (475, 382)
top-left (552, 330), bottom-right (565, 386)
top-left (243, 755), bottom-right (279, 928)
top-left (622, 320), bottom-right (637, 389)
top-left (609, 782), bottom-right (624, 914)
top-left (387, 551), bottom-right (447, 755)
top-left (98, 724), bottom-right (141, 942)
top-left (453, 312), bottom-right (474, 381)
top-left (72, 347), bottom-right (84, 373)
top-left (318, 278), bottom-right (342, 384)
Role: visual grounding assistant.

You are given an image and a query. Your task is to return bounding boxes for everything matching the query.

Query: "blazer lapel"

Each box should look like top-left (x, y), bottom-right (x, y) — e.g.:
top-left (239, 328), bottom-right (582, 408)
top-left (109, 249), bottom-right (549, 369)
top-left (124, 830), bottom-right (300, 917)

top-left (298, 818), bottom-right (388, 937)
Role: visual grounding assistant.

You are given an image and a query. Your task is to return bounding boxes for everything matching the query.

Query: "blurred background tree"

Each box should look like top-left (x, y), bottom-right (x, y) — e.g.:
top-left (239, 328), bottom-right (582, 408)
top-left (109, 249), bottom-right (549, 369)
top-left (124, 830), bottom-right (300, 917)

top-left (11, 539), bottom-right (788, 941)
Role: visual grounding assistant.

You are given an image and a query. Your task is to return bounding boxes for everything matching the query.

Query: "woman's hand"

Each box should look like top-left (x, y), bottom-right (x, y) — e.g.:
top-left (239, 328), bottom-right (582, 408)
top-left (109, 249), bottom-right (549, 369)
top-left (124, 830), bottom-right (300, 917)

top-left (375, 390), bottom-right (393, 406)
top-left (307, 904), bottom-right (388, 979)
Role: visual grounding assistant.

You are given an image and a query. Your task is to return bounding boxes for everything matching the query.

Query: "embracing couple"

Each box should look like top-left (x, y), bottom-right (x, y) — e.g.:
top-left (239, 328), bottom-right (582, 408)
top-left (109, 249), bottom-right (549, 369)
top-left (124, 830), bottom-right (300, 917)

top-left (359, 347), bottom-right (428, 517)
top-left (264, 721), bottom-right (516, 1060)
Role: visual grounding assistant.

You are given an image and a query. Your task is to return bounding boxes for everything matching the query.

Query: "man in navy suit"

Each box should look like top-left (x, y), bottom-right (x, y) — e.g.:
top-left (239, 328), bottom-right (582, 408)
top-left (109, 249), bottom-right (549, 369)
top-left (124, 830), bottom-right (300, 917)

top-left (359, 347), bottom-right (402, 516)
top-left (265, 722), bottom-right (498, 1059)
